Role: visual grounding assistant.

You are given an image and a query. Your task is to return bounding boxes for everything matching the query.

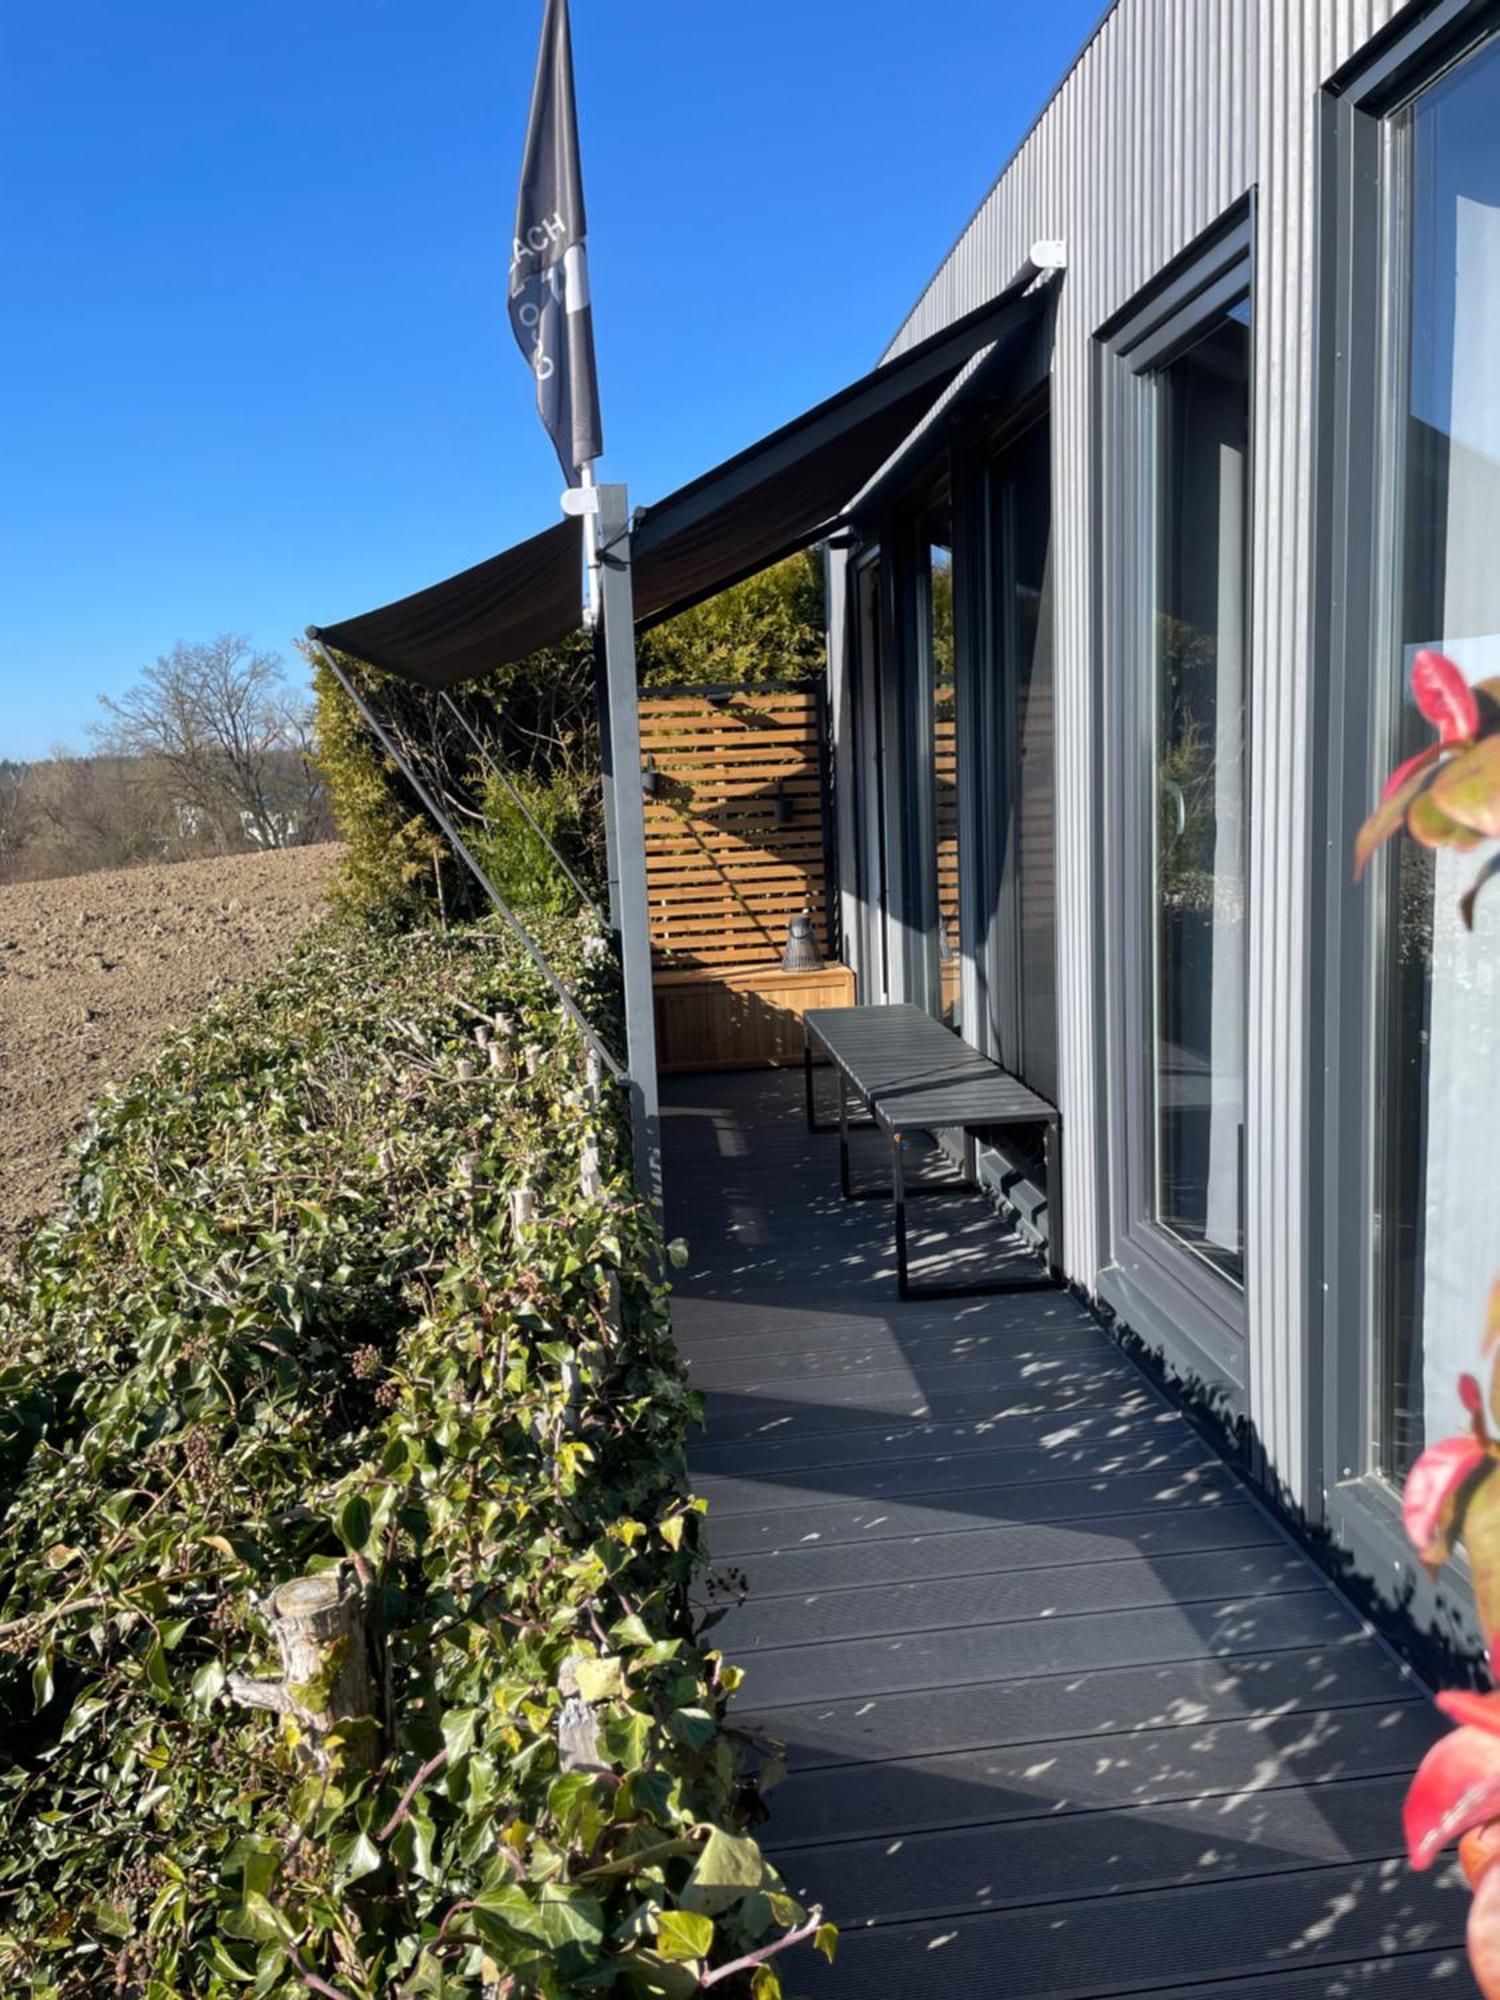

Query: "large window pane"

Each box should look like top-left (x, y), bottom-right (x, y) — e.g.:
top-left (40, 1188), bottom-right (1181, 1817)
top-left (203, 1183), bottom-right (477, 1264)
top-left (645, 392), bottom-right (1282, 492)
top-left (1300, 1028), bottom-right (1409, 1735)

top-left (1380, 38), bottom-right (1500, 1478)
top-left (1151, 306), bottom-right (1250, 1283)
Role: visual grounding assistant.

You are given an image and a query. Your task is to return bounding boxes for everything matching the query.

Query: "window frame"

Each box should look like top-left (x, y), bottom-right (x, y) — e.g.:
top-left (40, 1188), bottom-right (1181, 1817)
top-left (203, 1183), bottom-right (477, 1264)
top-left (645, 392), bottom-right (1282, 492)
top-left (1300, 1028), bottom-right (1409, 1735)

top-left (1096, 204), bottom-right (1255, 1397)
top-left (1313, 0), bottom-right (1500, 1641)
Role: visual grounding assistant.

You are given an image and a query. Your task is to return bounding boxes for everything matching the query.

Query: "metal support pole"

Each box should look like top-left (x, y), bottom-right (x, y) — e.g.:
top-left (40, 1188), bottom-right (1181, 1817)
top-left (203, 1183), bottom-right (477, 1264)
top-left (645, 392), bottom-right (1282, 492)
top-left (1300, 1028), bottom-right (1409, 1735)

top-left (591, 482), bottom-right (661, 1210)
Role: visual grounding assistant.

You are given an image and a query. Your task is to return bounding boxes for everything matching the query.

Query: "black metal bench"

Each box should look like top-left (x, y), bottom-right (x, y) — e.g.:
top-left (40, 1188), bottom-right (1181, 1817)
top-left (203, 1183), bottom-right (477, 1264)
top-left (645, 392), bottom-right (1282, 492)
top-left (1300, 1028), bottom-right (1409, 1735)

top-left (803, 1003), bottom-right (1062, 1300)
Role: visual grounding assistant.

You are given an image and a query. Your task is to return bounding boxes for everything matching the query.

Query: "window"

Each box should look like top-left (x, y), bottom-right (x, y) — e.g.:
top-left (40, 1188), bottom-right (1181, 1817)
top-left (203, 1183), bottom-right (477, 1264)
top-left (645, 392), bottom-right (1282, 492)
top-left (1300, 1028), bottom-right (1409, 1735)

top-left (1099, 207), bottom-right (1253, 1388)
top-left (1151, 306), bottom-right (1250, 1283)
top-left (1375, 33), bottom-right (1500, 1479)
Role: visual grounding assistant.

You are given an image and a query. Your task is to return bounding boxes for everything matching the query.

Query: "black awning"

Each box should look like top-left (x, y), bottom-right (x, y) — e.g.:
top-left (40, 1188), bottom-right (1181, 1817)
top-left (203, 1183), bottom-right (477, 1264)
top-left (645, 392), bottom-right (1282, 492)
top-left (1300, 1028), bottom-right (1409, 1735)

top-left (310, 516), bottom-right (584, 690)
top-left (630, 278), bottom-right (1047, 625)
top-left (312, 265), bottom-right (1052, 686)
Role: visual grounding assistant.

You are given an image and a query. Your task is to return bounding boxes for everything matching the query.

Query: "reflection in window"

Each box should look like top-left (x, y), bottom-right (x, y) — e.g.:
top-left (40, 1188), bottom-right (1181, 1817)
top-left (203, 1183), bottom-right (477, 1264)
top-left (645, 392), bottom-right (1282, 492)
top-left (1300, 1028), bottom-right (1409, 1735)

top-left (1152, 306), bottom-right (1250, 1283)
top-left (925, 517), bottom-right (959, 1025)
top-left (1381, 37), bottom-right (1500, 1478)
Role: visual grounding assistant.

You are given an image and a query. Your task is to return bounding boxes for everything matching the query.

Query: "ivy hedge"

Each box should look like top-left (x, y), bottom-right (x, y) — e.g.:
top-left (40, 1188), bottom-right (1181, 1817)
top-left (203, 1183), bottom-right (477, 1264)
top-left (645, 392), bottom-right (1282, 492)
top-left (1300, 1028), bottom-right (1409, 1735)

top-left (0, 919), bottom-right (830, 1997)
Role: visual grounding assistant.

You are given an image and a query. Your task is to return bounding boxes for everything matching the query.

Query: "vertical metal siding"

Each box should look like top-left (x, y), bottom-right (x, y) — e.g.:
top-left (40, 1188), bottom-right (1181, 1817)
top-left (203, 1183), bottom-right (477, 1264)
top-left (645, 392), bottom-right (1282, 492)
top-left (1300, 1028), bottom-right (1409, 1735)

top-left (875, 0), bottom-right (1402, 1512)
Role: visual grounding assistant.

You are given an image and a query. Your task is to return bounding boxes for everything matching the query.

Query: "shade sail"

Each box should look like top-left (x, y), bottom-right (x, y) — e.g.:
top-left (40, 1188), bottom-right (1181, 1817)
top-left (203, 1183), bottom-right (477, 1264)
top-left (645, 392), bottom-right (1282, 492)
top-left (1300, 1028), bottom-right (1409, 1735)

top-left (312, 264), bottom-right (1052, 686)
top-left (310, 516), bottom-right (584, 690)
top-left (631, 279), bottom-right (1047, 626)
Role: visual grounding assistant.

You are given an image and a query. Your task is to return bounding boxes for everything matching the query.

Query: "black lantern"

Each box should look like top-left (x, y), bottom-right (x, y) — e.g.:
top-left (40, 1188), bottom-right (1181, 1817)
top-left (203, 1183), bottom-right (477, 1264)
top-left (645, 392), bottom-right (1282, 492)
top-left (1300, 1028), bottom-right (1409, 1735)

top-left (782, 909), bottom-right (822, 972)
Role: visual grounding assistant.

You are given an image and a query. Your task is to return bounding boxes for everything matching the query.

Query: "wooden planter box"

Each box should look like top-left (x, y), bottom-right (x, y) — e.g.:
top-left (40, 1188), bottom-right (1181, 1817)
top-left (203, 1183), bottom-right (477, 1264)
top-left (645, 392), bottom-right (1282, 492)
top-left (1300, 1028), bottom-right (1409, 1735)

top-left (653, 963), bottom-right (856, 1074)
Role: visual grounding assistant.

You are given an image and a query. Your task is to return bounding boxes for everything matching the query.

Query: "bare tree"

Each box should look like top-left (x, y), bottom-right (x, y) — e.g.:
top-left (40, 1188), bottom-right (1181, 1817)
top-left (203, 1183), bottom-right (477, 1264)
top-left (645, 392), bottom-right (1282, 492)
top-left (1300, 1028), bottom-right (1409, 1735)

top-left (94, 636), bottom-right (323, 850)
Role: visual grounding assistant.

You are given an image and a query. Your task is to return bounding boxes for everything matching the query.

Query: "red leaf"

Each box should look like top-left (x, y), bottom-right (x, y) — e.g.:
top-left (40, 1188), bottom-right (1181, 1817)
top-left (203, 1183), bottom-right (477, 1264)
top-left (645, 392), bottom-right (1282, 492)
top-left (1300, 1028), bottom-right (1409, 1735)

top-left (1413, 648), bottom-right (1481, 746)
top-left (1439, 1690), bottom-right (1500, 1737)
top-left (1382, 741), bottom-right (1443, 802)
top-left (1404, 1723), bottom-right (1500, 1869)
top-left (1471, 1841), bottom-right (1500, 1998)
top-left (1403, 1434), bottom-right (1488, 1561)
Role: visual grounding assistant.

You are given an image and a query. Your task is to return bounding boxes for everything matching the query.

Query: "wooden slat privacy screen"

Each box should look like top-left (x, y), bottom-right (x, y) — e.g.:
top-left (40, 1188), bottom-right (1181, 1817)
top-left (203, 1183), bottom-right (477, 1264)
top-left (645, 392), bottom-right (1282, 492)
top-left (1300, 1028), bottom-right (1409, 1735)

top-left (639, 686), bottom-right (832, 972)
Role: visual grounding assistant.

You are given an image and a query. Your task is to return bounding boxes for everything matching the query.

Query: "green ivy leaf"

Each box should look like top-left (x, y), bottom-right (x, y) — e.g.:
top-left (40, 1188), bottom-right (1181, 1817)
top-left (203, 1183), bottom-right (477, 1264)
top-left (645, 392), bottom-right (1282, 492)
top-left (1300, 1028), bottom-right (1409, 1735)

top-left (681, 1827), bottom-right (766, 1915)
top-left (572, 1655), bottom-right (623, 1702)
top-left (441, 1705), bottom-right (482, 1764)
top-left (334, 1491), bottom-right (373, 1554)
top-left (472, 1884), bottom-right (549, 1948)
top-left (333, 1829), bottom-right (383, 1886)
top-left (654, 1908), bottom-right (714, 1962)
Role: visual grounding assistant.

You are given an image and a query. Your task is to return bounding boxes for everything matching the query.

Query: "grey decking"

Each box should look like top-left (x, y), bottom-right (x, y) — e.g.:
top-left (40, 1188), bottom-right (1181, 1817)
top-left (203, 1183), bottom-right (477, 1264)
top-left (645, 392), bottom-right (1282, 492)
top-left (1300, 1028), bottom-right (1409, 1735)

top-left (663, 1069), bottom-right (1470, 1999)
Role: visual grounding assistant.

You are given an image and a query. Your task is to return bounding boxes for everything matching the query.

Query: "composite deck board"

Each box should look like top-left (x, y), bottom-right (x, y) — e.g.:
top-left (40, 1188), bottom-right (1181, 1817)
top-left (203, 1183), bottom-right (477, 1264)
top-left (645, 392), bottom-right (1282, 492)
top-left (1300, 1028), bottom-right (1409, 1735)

top-left (761, 1643), bottom-right (1437, 1774)
top-left (698, 1447), bottom-right (1224, 1526)
top-left (784, 1772), bottom-right (1424, 1926)
top-left (691, 1410), bottom-right (1209, 1479)
top-left (710, 1542), bottom-right (1323, 1652)
top-left (663, 1073), bottom-right (1466, 1996)
top-left (705, 1498), bottom-right (1284, 1597)
top-left (767, 1699), bottom-right (1439, 1845)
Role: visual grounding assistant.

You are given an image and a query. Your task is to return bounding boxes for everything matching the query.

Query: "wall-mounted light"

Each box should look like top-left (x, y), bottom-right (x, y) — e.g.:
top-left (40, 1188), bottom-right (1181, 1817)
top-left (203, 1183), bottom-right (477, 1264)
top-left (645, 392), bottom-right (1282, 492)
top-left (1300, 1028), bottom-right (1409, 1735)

top-left (773, 779), bottom-right (793, 828)
top-left (642, 754), bottom-right (659, 799)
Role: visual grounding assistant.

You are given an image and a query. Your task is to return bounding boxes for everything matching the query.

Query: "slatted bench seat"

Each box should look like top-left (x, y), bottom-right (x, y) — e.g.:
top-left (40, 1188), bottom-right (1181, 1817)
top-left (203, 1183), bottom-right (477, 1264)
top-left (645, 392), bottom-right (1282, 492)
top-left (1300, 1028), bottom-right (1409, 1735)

top-left (803, 1002), bottom-right (1062, 1300)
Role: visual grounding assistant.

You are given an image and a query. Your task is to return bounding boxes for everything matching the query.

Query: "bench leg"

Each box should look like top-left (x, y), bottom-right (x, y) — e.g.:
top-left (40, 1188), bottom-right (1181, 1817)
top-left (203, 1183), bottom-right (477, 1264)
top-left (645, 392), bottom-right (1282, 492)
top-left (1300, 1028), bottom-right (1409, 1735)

top-left (893, 1128), bottom-right (910, 1299)
top-left (803, 1033), bottom-right (816, 1133)
top-left (838, 1068), bottom-right (853, 1198)
top-left (893, 1117), bottom-right (1066, 1302)
top-left (1045, 1117), bottom-right (1064, 1286)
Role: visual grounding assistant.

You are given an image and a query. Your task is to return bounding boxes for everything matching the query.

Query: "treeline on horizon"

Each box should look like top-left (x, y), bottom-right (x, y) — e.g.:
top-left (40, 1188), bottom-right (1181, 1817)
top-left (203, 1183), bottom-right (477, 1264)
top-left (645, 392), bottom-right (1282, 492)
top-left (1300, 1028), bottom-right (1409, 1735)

top-left (3, 552), bottom-right (827, 892)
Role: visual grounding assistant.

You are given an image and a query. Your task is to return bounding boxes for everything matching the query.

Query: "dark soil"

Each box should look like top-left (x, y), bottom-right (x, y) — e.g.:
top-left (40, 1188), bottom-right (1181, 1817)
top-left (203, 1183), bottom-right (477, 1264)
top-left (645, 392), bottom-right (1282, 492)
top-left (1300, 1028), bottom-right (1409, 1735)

top-left (0, 844), bottom-right (337, 1253)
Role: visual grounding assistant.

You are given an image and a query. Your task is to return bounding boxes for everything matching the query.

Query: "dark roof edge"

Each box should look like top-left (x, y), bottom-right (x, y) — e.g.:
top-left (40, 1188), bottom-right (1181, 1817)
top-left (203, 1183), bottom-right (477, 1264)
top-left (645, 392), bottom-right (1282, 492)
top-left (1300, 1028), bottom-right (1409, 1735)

top-left (881, 0), bottom-right (1123, 362)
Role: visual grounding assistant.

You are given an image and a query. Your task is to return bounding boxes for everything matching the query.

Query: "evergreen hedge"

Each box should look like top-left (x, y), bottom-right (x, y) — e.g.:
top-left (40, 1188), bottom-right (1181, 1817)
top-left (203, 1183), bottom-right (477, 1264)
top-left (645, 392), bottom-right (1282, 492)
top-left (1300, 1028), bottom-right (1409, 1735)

top-left (0, 919), bottom-right (830, 1997)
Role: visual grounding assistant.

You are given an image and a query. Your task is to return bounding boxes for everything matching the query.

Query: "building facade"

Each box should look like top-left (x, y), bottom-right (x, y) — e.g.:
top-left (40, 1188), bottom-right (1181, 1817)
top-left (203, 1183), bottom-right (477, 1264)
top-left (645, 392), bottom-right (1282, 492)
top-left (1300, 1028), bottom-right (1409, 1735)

top-left (827, 0), bottom-right (1500, 1653)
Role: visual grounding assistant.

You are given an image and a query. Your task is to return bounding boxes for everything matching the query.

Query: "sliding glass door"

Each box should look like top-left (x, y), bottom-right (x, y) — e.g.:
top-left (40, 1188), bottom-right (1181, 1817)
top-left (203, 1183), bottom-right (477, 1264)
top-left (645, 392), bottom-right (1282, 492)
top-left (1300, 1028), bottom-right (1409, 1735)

top-left (1370, 35), bottom-right (1500, 1482)
top-left (1101, 211), bottom-right (1252, 1384)
top-left (1318, 11), bottom-right (1500, 1626)
top-left (1151, 309), bottom-right (1250, 1283)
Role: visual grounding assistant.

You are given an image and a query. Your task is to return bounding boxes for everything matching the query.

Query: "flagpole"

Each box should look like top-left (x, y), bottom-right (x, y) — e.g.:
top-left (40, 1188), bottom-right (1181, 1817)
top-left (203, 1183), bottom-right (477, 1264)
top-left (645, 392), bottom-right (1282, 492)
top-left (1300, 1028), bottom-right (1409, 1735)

top-left (511, 0), bottom-right (657, 1207)
top-left (578, 459), bottom-right (599, 627)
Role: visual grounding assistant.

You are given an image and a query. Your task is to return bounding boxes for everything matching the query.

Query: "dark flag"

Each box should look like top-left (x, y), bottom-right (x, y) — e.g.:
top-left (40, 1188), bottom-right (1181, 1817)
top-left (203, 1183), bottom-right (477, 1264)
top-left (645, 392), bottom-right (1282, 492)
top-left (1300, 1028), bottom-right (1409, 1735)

top-left (509, 0), bottom-right (603, 483)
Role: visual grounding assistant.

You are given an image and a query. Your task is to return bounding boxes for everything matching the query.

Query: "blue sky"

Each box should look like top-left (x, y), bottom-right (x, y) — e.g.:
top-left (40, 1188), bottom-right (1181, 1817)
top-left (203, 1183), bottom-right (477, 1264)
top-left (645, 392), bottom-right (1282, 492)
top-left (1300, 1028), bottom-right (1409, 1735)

top-left (0, 0), bottom-right (1103, 760)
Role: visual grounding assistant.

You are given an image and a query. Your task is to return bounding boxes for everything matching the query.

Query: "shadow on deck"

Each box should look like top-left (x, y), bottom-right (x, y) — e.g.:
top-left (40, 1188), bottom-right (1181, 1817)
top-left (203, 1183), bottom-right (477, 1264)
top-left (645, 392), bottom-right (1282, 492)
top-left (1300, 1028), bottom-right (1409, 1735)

top-left (662, 1069), bottom-right (1470, 1999)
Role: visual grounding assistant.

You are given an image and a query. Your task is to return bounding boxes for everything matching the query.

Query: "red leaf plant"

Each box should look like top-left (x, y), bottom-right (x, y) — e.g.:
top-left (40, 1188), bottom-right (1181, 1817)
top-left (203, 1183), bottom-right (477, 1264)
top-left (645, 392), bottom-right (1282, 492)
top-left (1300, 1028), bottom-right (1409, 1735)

top-left (1356, 649), bottom-right (1500, 926)
top-left (1402, 1283), bottom-right (1500, 1993)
